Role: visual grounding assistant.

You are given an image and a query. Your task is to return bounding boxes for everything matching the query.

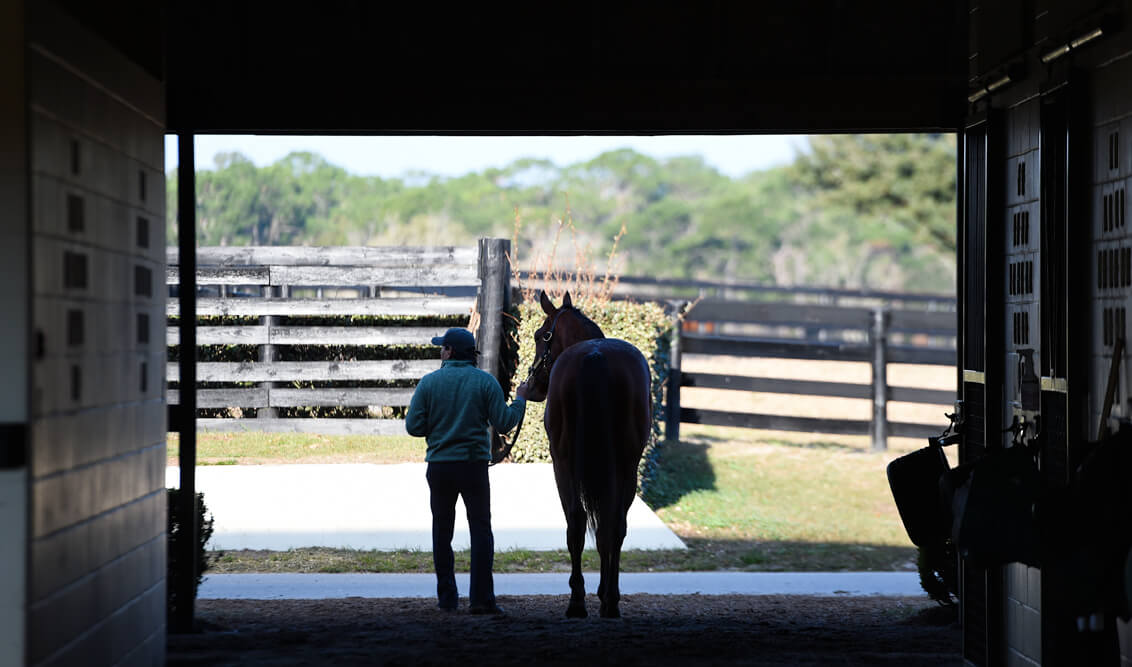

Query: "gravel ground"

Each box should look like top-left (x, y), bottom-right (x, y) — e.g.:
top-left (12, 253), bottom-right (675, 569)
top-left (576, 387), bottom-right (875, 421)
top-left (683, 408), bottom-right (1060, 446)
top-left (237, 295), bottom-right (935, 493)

top-left (167, 594), bottom-right (961, 666)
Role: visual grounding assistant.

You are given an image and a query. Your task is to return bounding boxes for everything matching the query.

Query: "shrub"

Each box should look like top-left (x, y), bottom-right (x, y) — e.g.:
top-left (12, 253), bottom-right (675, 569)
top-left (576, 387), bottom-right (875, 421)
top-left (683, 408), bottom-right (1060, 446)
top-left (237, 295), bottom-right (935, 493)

top-left (506, 296), bottom-right (674, 497)
top-left (503, 211), bottom-right (675, 497)
top-left (167, 488), bottom-right (215, 621)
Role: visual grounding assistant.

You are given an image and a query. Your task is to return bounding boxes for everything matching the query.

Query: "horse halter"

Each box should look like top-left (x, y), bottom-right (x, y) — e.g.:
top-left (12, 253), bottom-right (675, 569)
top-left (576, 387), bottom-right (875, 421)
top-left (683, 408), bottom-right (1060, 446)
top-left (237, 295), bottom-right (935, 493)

top-left (491, 308), bottom-right (568, 467)
top-left (527, 308), bottom-right (568, 382)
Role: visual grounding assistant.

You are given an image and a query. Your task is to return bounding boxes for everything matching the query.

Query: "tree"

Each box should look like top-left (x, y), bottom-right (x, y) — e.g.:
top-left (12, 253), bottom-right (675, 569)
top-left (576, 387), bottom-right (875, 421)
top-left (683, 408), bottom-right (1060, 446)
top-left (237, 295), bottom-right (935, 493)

top-left (792, 134), bottom-right (957, 254)
top-left (168, 138), bottom-right (957, 293)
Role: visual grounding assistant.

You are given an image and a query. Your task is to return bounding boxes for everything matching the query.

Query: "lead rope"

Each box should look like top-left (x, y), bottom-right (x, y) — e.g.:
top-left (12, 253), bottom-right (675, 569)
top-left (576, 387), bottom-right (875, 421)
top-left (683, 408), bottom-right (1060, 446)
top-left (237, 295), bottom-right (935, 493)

top-left (490, 315), bottom-right (561, 466)
top-left (490, 373), bottom-right (529, 466)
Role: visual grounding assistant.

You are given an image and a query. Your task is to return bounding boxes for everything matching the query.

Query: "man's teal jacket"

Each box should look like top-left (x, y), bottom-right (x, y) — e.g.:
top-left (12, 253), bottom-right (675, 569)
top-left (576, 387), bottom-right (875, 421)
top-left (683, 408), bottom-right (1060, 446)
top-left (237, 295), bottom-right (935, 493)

top-left (405, 360), bottom-right (527, 462)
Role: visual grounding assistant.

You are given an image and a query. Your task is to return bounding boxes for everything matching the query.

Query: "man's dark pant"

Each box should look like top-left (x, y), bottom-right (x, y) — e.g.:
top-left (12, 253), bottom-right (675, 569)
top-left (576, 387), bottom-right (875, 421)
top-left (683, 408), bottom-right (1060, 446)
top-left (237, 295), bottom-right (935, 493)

top-left (426, 460), bottom-right (495, 609)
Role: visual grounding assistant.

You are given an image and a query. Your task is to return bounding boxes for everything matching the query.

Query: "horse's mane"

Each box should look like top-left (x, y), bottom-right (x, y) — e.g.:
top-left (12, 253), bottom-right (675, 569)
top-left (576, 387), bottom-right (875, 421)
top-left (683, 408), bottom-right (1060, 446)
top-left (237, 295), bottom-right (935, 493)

top-left (564, 307), bottom-right (605, 340)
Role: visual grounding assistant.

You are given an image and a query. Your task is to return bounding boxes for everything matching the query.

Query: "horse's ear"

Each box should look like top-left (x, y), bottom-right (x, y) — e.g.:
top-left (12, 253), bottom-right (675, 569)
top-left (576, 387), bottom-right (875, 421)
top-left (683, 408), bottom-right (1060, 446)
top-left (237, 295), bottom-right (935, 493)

top-left (562, 292), bottom-right (573, 309)
top-left (539, 290), bottom-right (557, 315)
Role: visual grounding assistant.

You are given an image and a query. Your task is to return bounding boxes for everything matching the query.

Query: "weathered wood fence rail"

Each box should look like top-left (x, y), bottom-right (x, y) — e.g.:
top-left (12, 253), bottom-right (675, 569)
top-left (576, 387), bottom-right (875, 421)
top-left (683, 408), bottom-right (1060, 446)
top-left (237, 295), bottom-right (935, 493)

top-left (665, 296), bottom-right (957, 452)
top-left (166, 241), bottom-right (510, 435)
top-left (168, 247), bottom-right (954, 447)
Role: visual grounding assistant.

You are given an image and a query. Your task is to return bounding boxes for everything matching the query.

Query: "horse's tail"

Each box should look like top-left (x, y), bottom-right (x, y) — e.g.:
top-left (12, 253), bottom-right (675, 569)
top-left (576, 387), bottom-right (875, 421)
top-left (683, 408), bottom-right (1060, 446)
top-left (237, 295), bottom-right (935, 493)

top-left (576, 346), bottom-right (614, 538)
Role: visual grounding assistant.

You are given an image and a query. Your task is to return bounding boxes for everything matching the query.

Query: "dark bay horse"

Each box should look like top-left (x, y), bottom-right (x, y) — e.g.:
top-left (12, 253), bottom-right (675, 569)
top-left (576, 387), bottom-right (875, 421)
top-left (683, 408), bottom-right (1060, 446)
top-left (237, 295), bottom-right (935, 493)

top-left (525, 291), bottom-right (651, 618)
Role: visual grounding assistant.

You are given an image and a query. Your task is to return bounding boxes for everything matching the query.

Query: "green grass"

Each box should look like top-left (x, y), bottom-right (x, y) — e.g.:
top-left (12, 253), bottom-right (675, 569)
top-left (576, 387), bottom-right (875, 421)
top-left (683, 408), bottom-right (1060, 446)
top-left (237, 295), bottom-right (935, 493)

top-left (167, 432), bottom-right (423, 466)
top-left (651, 426), bottom-right (915, 550)
top-left (193, 424), bottom-right (917, 573)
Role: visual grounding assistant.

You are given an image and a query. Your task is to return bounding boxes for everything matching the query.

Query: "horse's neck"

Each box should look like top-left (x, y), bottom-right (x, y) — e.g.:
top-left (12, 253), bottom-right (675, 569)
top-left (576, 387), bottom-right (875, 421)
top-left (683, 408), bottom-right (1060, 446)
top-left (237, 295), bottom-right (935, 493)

top-left (560, 314), bottom-right (604, 350)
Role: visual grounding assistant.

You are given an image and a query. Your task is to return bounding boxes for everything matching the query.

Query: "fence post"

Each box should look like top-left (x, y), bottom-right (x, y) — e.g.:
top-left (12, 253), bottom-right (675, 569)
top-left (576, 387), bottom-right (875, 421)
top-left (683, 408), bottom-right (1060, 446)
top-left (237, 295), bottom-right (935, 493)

top-left (665, 317), bottom-right (683, 442)
top-left (257, 284), bottom-right (280, 419)
top-left (477, 238), bottom-right (511, 383)
top-left (870, 307), bottom-right (890, 452)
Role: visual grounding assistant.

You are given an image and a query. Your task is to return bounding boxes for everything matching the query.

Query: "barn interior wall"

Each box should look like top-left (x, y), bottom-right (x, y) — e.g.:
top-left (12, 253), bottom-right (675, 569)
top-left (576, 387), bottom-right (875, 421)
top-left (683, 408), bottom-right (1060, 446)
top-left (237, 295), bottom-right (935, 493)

top-left (1089, 46), bottom-right (1132, 667)
top-left (1002, 97), bottom-right (1044, 667)
top-left (1088, 54), bottom-right (1132, 437)
top-left (0, 1), bottom-right (30, 665)
top-left (969, 0), bottom-right (1132, 662)
top-left (24, 3), bottom-right (167, 665)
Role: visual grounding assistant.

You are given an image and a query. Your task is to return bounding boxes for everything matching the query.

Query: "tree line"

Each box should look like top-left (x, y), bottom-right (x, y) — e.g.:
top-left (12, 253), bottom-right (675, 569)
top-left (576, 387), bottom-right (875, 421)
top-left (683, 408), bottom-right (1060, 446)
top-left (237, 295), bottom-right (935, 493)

top-left (167, 134), bottom-right (957, 293)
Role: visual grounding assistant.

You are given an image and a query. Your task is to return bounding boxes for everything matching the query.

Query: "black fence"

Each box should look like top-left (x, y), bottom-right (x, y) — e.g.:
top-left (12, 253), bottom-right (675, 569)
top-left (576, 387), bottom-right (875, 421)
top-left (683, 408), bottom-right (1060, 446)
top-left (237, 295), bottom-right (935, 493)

top-left (663, 294), bottom-right (957, 451)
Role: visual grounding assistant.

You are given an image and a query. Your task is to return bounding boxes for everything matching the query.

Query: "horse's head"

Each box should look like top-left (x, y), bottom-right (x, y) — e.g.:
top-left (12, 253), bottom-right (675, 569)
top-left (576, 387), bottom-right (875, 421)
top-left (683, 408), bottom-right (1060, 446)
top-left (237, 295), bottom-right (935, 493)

top-left (524, 291), bottom-right (604, 402)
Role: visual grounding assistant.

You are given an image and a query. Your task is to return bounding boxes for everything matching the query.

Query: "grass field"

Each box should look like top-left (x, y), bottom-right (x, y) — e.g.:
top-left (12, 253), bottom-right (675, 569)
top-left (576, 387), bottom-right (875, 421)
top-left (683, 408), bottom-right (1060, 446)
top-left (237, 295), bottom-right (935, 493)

top-left (180, 355), bottom-right (949, 574)
top-left (167, 431), bottom-right (423, 466)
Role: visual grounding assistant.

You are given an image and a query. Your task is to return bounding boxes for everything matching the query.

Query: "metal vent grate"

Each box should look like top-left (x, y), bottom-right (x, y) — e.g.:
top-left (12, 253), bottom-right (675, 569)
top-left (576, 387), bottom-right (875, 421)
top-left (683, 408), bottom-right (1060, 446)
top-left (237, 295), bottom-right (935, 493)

top-left (1104, 306), bottom-right (1127, 347)
top-left (1009, 260), bottom-right (1034, 295)
top-left (1110, 131), bottom-right (1120, 171)
top-left (134, 265), bottom-right (152, 297)
top-left (63, 251), bottom-right (87, 289)
top-left (1017, 161), bottom-right (1026, 197)
top-left (136, 216), bottom-right (149, 248)
top-left (1097, 247), bottom-right (1132, 289)
top-left (136, 312), bottom-right (149, 344)
top-left (1104, 189), bottom-right (1126, 232)
top-left (67, 194), bottom-right (84, 233)
top-left (1013, 310), bottom-right (1031, 345)
top-left (1012, 211), bottom-right (1030, 246)
top-left (66, 309), bottom-right (83, 347)
top-left (70, 365), bottom-right (81, 401)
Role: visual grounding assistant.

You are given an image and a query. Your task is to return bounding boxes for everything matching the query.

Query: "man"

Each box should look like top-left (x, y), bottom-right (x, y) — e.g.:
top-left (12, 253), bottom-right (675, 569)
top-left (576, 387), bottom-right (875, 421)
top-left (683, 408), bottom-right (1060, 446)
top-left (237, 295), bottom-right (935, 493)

top-left (406, 327), bottom-right (529, 614)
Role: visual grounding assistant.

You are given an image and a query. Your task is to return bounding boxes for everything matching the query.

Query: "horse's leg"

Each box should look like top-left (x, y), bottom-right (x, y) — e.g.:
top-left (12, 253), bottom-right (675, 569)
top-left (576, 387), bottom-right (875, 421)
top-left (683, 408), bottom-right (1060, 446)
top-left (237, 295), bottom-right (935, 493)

top-left (600, 474), bottom-right (637, 618)
top-left (554, 453), bottom-right (588, 619)
top-left (596, 522), bottom-right (608, 609)
top-left (565, 498), bottom-right (588, 618)
top-left (598, 502), bottom-right (628, 618)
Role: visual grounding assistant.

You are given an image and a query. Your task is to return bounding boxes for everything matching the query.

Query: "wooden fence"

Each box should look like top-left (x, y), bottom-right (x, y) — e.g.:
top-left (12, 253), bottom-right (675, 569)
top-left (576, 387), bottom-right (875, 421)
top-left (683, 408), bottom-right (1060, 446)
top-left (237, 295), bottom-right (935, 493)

top-left (166, 240), bottom-right (511, 434)
top-left (168, 249), bottom-right (954, 446)
top-left (517, 270), bottom-right (957, 312)
top-left (664, 296), bottom-right (957, 451)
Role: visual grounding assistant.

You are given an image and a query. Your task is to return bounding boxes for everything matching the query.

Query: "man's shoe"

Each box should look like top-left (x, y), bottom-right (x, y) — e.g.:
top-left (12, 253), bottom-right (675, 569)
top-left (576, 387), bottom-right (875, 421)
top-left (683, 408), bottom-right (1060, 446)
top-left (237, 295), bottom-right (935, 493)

top-left (438, 602), bottom-right (457, 612)
top-left (469, 604), bottom-right (505, 616)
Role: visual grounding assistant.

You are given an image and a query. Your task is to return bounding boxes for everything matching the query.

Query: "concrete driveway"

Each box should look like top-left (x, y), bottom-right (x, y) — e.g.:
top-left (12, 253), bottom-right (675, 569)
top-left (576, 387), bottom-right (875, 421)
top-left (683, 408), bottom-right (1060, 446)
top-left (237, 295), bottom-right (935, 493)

top-left (167, 463), bottom-right (686, 552)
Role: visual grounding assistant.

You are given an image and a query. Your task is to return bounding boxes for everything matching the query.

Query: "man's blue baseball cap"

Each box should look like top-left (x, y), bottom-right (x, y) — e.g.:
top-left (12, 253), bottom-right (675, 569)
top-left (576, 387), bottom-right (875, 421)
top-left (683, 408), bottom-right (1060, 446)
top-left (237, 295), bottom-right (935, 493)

top-left (431, 328), bottom-right (478, 356)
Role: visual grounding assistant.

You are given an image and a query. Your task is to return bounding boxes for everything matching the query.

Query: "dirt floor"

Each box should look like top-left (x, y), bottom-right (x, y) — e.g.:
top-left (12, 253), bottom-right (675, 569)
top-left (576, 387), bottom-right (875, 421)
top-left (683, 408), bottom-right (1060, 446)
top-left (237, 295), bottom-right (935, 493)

top-left (167, 594), bottom-right (960, 666)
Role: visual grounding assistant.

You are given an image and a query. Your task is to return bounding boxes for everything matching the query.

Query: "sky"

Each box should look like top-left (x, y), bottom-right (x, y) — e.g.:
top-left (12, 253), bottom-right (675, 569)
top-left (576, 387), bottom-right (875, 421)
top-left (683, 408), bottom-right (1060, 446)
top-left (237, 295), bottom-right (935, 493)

top-left (164, 134), bottom-right (808, 180)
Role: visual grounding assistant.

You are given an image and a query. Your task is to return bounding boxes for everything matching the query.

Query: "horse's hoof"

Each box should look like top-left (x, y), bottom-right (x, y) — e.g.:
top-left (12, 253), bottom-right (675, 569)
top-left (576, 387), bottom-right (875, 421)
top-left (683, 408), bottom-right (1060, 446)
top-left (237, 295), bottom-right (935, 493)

top-left (565, 604), bottom-right (588, 619)
top-left (599, 604), bottom-right (621, 619)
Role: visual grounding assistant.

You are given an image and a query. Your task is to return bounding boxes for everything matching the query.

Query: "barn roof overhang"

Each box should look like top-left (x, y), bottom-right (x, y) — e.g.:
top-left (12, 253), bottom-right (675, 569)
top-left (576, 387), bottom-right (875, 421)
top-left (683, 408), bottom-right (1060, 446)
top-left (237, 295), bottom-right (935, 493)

top-left (56, 0), bottom-right (970, 135)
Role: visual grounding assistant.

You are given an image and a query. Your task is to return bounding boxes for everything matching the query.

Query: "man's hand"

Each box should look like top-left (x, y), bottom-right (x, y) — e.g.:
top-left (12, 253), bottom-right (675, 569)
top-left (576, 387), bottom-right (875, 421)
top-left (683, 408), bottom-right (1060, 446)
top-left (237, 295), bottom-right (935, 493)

top-left (515, 381), bottom-right (530, 400)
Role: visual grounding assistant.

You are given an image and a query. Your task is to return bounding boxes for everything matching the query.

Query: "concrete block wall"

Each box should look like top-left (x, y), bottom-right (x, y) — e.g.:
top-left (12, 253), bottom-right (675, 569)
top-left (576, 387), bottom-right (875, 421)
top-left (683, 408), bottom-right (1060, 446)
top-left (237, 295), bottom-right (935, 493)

top-left (1002, 98), bottom-right (1042, 417)
top-left (1093, 51), bottom-right (1132, 667)
top-left (1004, 563), bottom-right (1042, 667)
top-left (1090, 55), bottom-right (1132, 436)
top-left (25, 4), bottom-right (167, 666)
top-left (1001, 98), bottom-right (1043, 667)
